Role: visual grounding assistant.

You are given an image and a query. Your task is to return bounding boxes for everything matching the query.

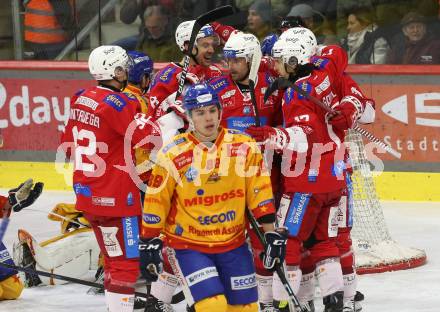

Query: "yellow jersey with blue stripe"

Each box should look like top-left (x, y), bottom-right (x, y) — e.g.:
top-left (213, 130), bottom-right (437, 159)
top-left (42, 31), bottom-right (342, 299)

top-left (141, 127), bottom-right (275, 253)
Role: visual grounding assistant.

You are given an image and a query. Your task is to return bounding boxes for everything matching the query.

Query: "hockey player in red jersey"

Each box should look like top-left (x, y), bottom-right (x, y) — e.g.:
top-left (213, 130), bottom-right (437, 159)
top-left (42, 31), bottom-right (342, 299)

top-left (139, 82), bottom-right (287, 312)
top-left (147, 20), bottom-right (222, 128)
top-left (209, 31), bottom-right (284, 312)
top-left (294, 48), bottom-right (375, 312)
top-left (245, 28), bottom-right (369, 312)
top-left (61, 45), bottom-right (159, 312)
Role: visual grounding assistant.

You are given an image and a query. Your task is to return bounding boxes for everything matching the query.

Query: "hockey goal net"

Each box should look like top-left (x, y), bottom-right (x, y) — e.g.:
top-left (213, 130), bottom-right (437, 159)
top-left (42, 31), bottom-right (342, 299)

top-left (346, 129), bottom-right (427, 274)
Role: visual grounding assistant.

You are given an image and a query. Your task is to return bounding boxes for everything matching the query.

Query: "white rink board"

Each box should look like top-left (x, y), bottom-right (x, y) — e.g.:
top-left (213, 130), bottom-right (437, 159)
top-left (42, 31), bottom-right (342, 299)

top-left (1, 190), bottom-right (440, 312)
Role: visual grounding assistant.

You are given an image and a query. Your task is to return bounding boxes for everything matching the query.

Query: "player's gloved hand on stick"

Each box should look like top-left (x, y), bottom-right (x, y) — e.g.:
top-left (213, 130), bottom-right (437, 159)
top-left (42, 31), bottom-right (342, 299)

top-left (139, 237), bottom-right (163, 282)
top-left (261, 228), bottom-right (288, 270)
top-left (8, 179), bottom-right (44, 212)
top-left (328, 95), bottom-right (363, 131)
top-left (246, 126), bottom-right (290, 150)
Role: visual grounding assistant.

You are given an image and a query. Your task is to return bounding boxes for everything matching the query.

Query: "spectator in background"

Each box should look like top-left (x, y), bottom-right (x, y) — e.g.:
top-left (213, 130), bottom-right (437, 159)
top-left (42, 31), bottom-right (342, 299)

top-left (387, 12), bottom-right (440, 64)
top-left (23, 0), bottom-right (74, 59)
top-left (287, 3), bottom-right (337, 44)
top-left (246, 0), bottom-right (273, 40)
top-left (340, 7), bottom-right (389, 64)
top-left (115, 0), bottom-right (177, 50)
top-left (136, 5), bottom-right (180, 61)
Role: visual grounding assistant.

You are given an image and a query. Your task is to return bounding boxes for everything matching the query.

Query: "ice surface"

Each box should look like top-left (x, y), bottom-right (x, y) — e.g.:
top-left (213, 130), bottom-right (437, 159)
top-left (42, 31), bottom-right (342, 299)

top-left (1, 191), bottom-right (439, 311)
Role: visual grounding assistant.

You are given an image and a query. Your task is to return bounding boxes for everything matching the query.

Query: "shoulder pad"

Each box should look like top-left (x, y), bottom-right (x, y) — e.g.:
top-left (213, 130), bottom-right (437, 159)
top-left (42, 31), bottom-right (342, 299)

top-left (162, 136), bottom-right (188, 153)
top-left (152, 65), bottom-right (178, 88)
top-left (311, 56), bottom-right (330, 69)
top-left (103, 93), bottom-right (128, 112)
top-left (209, 76), bottom-right (229, 92)
top-left (74, 88), bottom-right (86, 96)
top-left (297, 81), bottom-right (312, 99)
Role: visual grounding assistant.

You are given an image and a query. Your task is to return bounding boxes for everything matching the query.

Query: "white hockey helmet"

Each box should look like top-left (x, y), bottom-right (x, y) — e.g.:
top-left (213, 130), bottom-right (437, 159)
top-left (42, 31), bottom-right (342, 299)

top-left (88, 45), bottom-right (131, 81)
top-left (175, 20), bottom-right (216, 52)
top-left (272, 27), bottom-right (317, 66)
top-left (223, 31), bottom-right (260, 62)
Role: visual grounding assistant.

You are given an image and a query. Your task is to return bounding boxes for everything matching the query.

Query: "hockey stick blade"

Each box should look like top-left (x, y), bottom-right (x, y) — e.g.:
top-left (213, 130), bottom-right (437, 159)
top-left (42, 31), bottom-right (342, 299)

top-left (175, 5), bottom-right (235, 100)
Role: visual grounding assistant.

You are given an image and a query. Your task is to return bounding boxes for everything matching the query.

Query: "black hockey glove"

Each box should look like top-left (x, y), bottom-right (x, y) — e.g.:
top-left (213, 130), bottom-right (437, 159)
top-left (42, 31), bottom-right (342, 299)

top-left (261, 229), bottom-right (288, 271)
top-left (8, 179), bottom-right (44, 212)
top-left (139, 237), bottom-right (163, 282)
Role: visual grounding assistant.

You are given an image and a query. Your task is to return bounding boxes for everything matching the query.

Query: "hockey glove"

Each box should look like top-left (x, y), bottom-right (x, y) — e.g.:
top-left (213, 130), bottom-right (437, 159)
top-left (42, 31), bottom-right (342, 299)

top-left (246, 126), bottom-right (290, 151)
top-left (328, 96), bottom-right (363, 131)
top-left (261, 229), bottom-right (288, 271)
top-left (139, 237), bottom-right (163, 282)
top-left (8, 179), bottom-right (44, 212)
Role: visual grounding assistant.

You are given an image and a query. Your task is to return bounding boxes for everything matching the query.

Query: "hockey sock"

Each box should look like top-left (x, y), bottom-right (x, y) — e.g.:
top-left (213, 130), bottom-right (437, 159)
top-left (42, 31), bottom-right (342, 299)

top-left (343, 272), bottom-right (357, 303)
top-left (105, 290), bottom-right (135, 312)
top-left (256, 274), bottom-right (273, 304)
top-left (273, 265), bottom-right (301, 301)
top-left (150, 271), bottom-right (179, 304)
top-left (315, 258), bottom-right (343, 297)
top-left (297, 271), bottom-right (315, 304)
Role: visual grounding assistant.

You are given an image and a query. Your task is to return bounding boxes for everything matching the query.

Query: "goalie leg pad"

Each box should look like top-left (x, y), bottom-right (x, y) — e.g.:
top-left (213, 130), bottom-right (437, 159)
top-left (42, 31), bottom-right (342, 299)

top-left (15, 228), bottom-right (100, 285)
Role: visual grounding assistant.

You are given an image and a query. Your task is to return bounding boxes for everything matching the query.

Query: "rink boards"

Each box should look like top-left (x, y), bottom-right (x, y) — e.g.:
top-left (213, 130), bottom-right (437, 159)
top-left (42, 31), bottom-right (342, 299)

top-left (0, 62), bottom-right (439, 201)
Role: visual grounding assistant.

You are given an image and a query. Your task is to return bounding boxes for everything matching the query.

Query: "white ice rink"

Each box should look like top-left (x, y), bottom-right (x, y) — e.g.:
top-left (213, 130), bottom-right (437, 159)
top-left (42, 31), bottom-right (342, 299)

top-left (1, 190), bottom-right (439, 311)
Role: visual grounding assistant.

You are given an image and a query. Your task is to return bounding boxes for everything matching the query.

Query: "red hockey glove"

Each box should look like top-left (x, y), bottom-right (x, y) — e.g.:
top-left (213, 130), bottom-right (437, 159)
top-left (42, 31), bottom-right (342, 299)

top-left (210, 21), bottom-right (236, 44)
top-left (245, 126), bottom-right (290, 151)
top-left (328, 96), bottom-right (363, 131)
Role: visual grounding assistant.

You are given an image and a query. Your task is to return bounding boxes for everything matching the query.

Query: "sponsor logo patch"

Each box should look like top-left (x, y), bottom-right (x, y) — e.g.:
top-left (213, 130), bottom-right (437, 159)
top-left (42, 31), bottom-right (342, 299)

top-left (231, 273), bottom-right (257, 290)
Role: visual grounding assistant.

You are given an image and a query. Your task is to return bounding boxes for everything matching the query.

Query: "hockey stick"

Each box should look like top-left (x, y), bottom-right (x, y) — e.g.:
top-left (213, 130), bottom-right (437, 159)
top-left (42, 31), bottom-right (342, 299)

top-left (265, 78), bottom-right (402, 159)
top-left (175, 5), bottom-right (235, 101)
top-left (245, 209), bottom-right (300, 311)
top-left (24, 208), bottom-right (91, 229)
top-left (249, 46), bottom-right (263, 126)
top-left (0, 261), bottom-right (155, 299)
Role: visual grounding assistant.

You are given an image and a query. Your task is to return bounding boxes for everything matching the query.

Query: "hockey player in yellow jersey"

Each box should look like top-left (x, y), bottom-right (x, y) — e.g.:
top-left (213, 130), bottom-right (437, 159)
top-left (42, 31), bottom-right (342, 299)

top-left (139, 83), bottom-right (288, 312)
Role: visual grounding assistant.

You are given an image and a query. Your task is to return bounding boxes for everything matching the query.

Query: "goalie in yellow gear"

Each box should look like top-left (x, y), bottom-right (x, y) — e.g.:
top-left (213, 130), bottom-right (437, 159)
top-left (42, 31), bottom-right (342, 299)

top-left (13, 203), bottom-right (100, 287)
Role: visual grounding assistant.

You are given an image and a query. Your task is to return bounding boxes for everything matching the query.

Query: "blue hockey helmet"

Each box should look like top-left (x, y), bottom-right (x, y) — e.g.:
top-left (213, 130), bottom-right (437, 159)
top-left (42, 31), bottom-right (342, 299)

top-left (127, 51), bottom-right (153, 84)
top-left (183, 83), bottom-right (220, 112)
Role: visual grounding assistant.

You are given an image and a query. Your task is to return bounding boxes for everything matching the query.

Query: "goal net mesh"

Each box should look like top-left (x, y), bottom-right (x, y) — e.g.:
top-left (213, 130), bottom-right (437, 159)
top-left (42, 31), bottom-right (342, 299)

top-left (346, 129), bottom-right (427, 274)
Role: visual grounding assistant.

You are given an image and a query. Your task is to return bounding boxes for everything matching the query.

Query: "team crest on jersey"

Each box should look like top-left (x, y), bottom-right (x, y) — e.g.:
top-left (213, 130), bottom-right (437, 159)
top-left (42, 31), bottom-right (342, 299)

top-left (242, 106), bottom-right (252, 115)
top-left (185, 166), bottom-right (198, 182)
top-left (103, 94), bottom-right (127, 112)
